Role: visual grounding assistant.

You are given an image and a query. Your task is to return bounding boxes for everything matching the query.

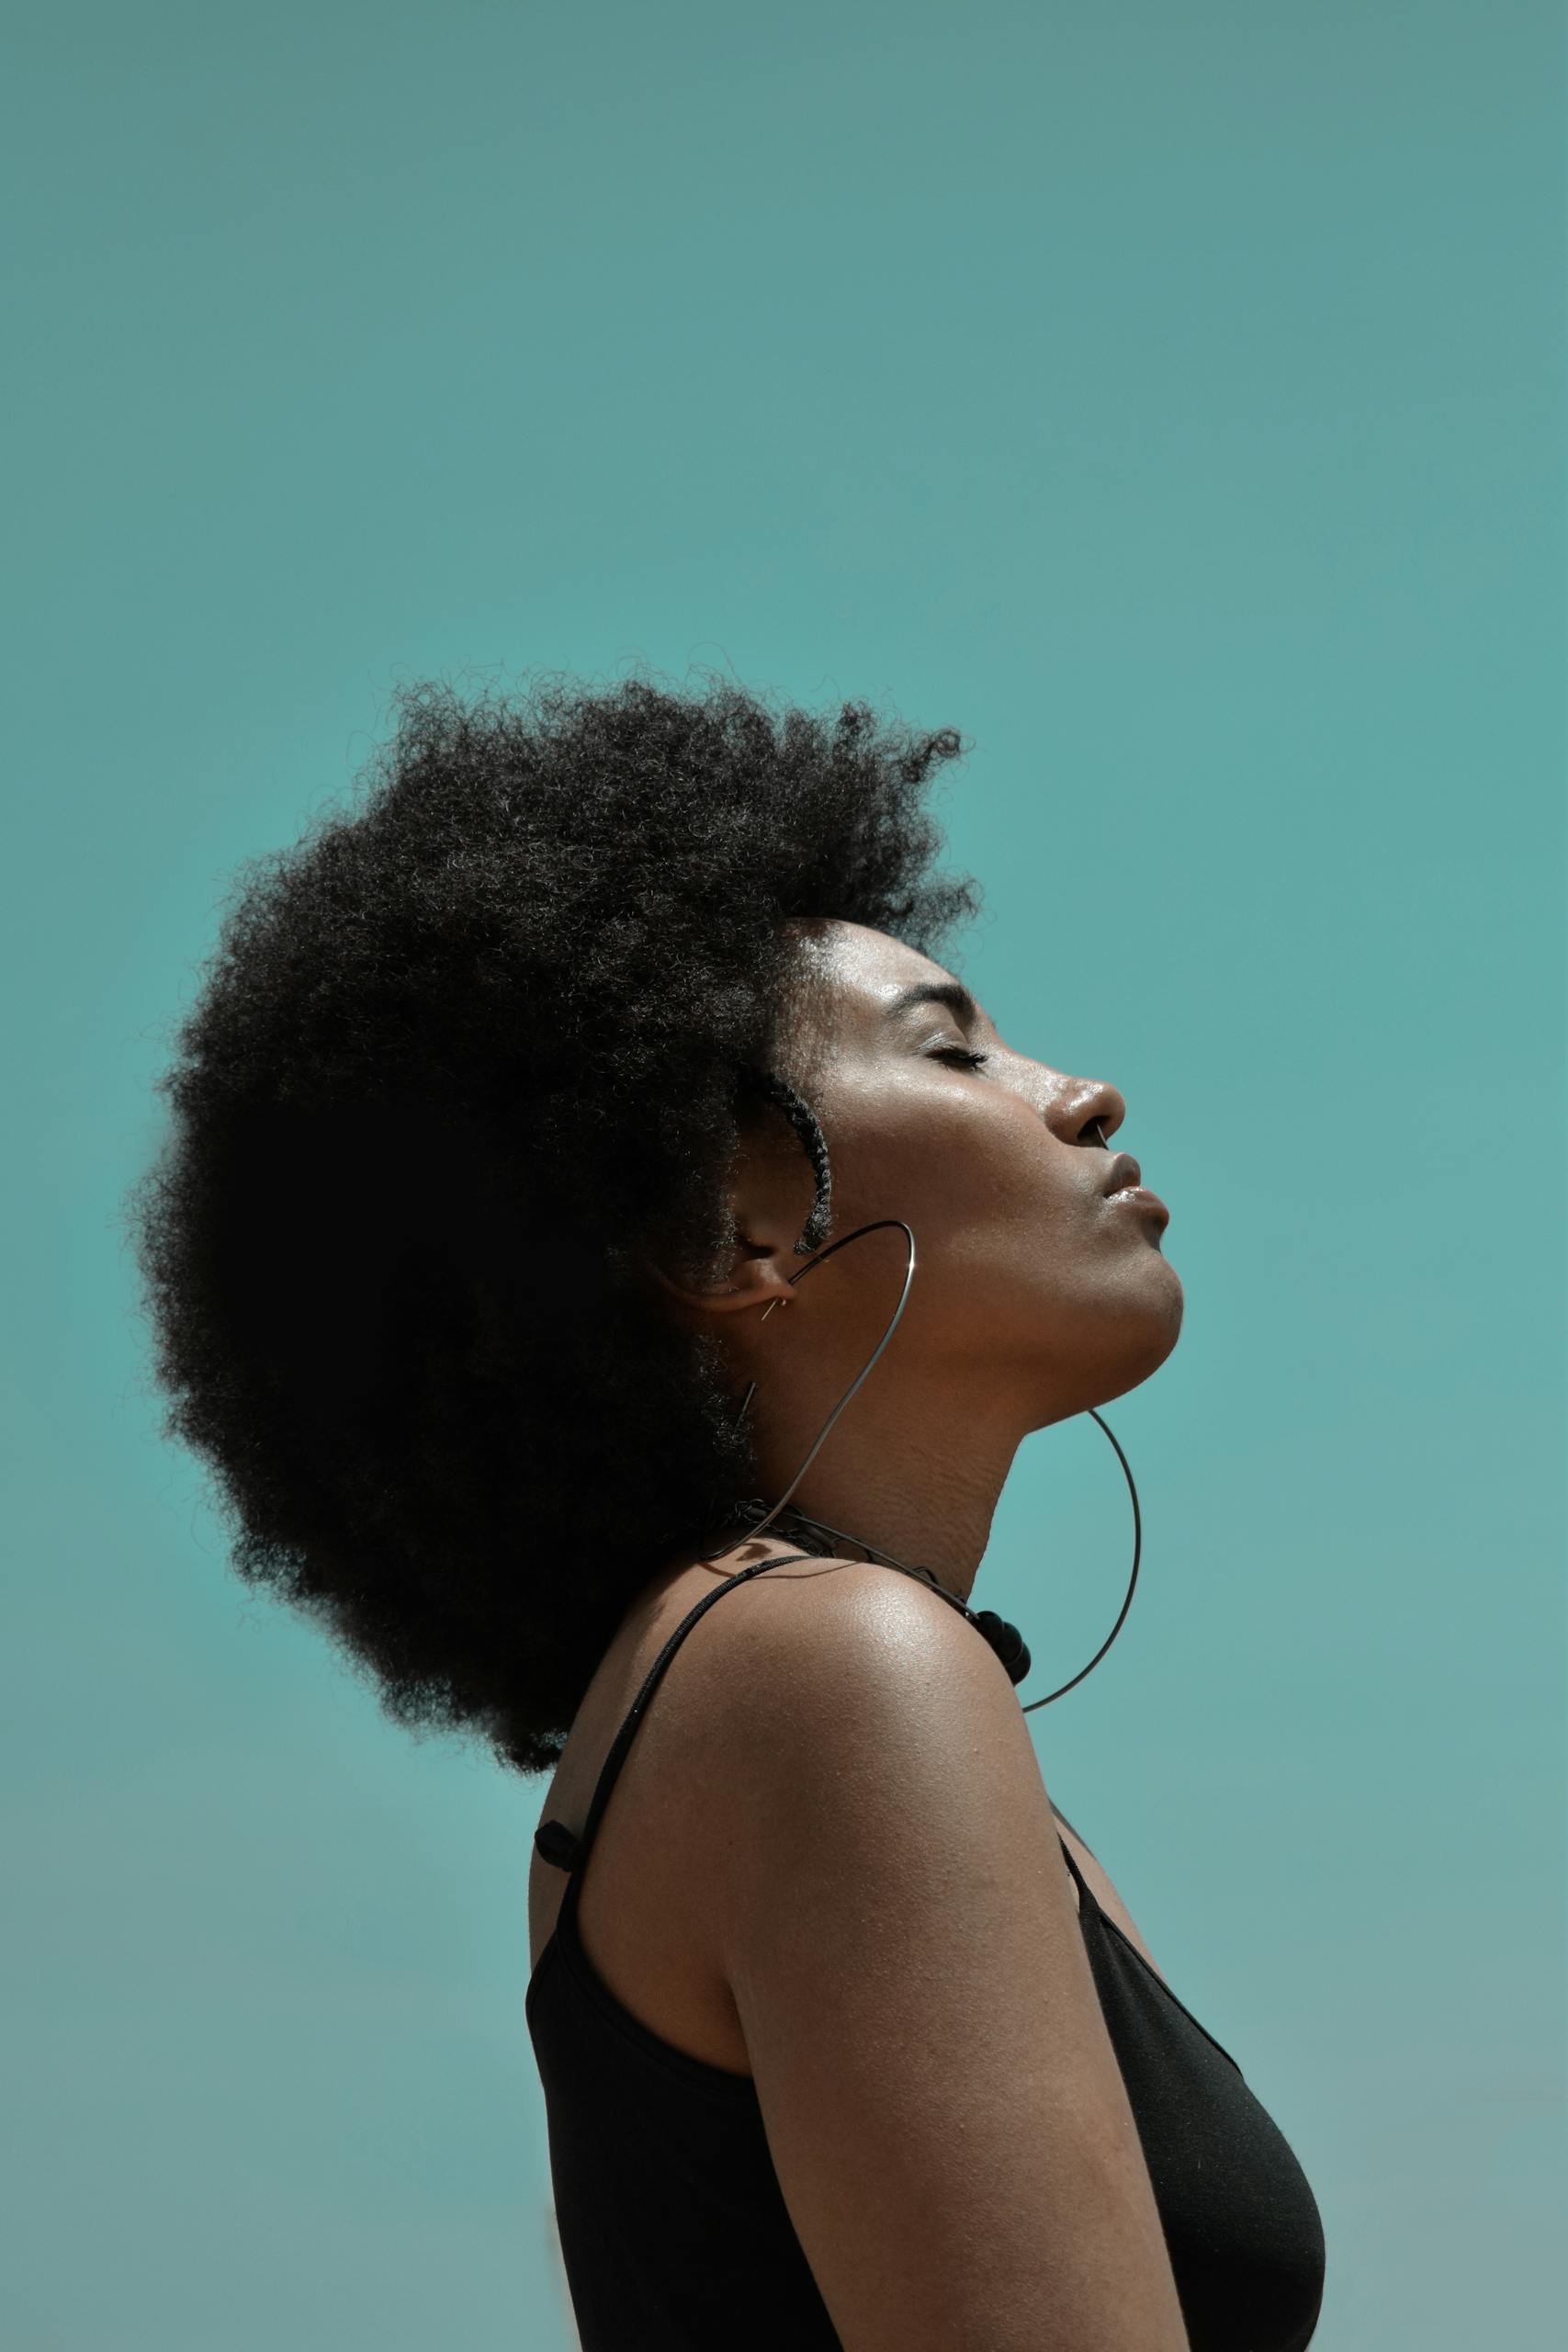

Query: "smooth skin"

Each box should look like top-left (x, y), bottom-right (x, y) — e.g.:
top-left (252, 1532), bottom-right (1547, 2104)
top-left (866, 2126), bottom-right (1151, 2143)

top-left (664, 914), bottom-right (1184, 1599)
top-left (531, 918), bottom-right (1190, 2349)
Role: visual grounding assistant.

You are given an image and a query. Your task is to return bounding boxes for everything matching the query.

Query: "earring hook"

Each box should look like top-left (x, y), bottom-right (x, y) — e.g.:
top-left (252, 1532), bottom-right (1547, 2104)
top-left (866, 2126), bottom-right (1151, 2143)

top-left (729, 1218), bottom-right (916, 1544)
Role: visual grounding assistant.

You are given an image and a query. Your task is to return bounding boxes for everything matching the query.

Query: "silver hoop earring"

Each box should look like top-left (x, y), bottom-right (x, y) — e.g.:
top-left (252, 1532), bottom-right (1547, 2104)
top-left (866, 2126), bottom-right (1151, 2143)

top-left (715, 1208), bottom-right (1145, 1713)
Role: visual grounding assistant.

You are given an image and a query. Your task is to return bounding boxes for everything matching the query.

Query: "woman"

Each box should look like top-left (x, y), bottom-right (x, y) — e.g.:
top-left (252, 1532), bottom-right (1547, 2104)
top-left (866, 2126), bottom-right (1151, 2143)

top-left (127, 673), bottom-right (1325, 2350)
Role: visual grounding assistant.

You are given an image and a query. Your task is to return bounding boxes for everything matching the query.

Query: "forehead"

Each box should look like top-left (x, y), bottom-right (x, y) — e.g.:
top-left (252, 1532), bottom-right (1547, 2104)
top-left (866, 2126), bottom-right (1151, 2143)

top-left (784, 918), bottom-right (979, 1034)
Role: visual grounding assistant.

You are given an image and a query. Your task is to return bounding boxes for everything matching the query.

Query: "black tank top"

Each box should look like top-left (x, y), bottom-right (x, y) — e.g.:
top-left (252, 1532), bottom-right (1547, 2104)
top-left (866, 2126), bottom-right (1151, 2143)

top-left (526, 1555), bottom-right (1326, 2350)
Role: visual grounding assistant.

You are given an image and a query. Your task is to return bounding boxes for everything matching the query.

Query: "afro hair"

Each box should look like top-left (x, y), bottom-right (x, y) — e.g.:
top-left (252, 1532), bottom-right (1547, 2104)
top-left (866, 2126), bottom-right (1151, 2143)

top-left (123, 670), bottom-right (981, 1775)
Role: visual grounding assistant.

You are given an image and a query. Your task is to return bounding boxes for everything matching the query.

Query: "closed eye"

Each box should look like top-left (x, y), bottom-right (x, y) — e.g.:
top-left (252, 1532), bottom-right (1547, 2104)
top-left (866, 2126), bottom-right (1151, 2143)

top-left (931, 1047), bottom-right (991, 1070)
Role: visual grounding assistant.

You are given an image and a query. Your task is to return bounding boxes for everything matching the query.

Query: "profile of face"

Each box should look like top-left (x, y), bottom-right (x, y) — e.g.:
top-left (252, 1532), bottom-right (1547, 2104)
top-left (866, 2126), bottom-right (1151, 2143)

top-left (652, 917), bottom-right (1182, 1583)
top-left (720, 918), bottom-right (1184, 1437)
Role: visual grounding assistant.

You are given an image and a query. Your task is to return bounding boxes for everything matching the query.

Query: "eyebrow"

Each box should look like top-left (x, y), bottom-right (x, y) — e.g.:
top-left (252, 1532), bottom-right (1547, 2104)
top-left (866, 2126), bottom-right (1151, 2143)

top-left (881, 979), bottom-right (985, 1029)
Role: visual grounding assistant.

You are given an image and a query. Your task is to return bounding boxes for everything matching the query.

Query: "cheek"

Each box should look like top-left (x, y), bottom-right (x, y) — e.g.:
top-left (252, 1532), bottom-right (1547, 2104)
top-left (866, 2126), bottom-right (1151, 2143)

top-left (834, 1078), bottom-right (1061, 1240)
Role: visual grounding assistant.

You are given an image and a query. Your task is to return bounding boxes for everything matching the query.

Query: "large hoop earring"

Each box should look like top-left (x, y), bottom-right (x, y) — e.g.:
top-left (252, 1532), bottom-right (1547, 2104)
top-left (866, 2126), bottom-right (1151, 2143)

top-left (716, 1211), bottom-right (1145, 1714)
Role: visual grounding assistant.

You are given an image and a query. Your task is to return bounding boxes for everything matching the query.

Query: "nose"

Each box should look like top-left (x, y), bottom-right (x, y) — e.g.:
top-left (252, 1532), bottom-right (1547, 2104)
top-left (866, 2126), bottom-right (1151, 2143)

top-left (1066, 1081), bottom-right (1125, 1148)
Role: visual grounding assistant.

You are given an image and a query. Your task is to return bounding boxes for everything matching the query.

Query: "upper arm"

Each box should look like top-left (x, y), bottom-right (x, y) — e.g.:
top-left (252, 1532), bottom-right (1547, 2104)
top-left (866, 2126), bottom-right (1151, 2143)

top-left (705, 1566), bottom-right (1189, 2352)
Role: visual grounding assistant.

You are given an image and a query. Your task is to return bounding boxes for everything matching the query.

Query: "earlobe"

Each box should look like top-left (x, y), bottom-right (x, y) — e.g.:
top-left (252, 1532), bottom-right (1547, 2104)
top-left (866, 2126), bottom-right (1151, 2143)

top-left (639, 1255), bottom-right (795, 1319)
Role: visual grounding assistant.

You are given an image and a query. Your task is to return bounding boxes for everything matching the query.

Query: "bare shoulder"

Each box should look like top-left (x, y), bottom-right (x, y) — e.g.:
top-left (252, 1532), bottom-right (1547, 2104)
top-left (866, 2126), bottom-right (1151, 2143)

top-left (688, 1555), bottom-right (1189, 2351)
top-left (693, 1548), bottom-right (1022, 1742)
top-left (692, 1551), bottom-right (1053, 1935)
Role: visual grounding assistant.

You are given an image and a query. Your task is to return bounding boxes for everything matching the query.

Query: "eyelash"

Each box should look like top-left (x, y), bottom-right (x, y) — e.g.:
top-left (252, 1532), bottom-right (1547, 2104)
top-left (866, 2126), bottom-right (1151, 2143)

top-left (931, 1046), bottom-right (991, 1070)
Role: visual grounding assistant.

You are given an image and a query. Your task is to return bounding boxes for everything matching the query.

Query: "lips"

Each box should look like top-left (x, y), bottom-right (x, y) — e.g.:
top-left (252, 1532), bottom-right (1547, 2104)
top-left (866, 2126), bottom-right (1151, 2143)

top-left (1101, 1152), bottom-right (1143, 1196)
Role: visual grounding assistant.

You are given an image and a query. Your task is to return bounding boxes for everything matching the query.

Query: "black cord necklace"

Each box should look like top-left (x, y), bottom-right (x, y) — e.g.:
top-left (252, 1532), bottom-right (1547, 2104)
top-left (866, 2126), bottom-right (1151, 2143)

top-left (720, 1393), bottom-right (1143, 1717)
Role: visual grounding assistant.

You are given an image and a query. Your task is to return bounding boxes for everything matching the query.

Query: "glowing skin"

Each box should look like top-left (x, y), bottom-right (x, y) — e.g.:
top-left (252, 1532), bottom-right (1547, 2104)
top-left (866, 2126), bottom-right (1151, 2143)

top-left (654, 917), bottom-right (1183, 1601)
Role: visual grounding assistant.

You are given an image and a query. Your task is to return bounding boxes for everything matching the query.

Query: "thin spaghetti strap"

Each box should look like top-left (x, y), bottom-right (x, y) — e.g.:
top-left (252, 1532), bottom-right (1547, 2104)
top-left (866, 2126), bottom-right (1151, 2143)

top-left (1055, 1828), bottom-right (1097, 1914)
top-left (533, 1554), bottom-right (820, 1908)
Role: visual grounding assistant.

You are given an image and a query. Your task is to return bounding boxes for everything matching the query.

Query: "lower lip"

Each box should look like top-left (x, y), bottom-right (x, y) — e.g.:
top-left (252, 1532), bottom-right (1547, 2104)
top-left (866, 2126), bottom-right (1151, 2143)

top-left (1106, 1186), bottom-right (1170, 1225)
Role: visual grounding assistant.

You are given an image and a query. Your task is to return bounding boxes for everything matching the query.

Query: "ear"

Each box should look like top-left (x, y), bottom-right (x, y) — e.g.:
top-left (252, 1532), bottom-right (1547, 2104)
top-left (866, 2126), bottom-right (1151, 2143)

top-left (641, 1114), bottom-right (816, 1324)
top-left (642, 1190), bottom-right (807, 1323)
top-left (642, 1250), bottom-right (797, 1322)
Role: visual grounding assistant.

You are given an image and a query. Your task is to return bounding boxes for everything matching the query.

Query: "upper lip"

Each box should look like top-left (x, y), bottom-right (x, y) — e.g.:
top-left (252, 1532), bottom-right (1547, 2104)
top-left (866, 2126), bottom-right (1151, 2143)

top-left (1101, 1152), bottom-right (1145, 1196)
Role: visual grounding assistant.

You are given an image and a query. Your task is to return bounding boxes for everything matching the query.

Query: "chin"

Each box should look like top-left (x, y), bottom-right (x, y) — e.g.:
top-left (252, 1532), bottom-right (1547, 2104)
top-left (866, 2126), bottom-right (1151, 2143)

top-left (1136, 1250), bottom-right (1184, 1348)
top-left (1145, 1249), bottom-right (1185, 1331)
top-left (1088, 1258), bottom-right (1185, 1407)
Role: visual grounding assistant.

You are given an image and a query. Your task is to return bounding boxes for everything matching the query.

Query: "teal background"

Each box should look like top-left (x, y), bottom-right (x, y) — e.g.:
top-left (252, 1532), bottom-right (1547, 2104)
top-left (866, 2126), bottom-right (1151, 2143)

top-left (3, 4), bottom-right (1562, 2346)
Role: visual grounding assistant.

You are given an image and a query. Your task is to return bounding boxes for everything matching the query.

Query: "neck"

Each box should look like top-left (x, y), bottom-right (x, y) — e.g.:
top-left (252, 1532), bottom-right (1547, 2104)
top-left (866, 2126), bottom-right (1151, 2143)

top-left (735, 1361), bottom-right (1035, 1605)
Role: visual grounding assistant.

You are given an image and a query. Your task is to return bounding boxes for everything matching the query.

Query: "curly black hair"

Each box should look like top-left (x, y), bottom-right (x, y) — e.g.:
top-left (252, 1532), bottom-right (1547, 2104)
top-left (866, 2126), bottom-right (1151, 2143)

top-left (123, 671), bottom-right (982, 1776)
